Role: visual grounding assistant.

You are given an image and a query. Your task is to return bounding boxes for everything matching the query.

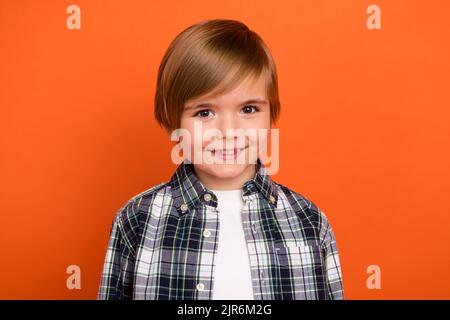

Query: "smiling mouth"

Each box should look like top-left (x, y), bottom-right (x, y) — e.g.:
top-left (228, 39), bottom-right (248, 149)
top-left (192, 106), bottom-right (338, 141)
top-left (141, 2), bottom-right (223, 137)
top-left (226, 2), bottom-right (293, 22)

top-left (207, 146), bottom-right (249, 160)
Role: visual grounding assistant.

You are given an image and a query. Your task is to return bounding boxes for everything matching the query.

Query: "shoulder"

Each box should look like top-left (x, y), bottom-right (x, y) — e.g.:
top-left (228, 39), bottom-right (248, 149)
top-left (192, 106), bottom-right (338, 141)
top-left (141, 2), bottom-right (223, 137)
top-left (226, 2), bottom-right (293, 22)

top-left (274, 181), bottom-right (330, 229)
top-left (110, 181), bottom-right (170, 249)
top-left (274, 181), bottom-right (335, 247)
top-left (115, 181), bottom-right (169, 221)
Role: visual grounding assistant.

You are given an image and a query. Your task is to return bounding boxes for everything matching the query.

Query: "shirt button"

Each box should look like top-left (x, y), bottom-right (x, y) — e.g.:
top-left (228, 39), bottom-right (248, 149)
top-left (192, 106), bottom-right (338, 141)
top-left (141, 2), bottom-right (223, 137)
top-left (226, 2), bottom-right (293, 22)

top-left (196, 283), bottom-right (205, 291)
top-left (269, 195), bottom-right (276, 204)
top-left (203, 193), bottom-right (212, 202)
top-left (180, 203), bottom-right (188, 212)
top-left (203, 229), bottom-right (211, 238)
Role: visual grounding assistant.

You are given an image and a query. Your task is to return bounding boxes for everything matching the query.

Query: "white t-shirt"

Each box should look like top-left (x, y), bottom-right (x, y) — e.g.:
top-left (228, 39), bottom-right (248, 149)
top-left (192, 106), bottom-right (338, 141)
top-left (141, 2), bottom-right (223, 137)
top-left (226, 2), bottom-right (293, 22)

top-left (210, 188), bottom-right (254, 300)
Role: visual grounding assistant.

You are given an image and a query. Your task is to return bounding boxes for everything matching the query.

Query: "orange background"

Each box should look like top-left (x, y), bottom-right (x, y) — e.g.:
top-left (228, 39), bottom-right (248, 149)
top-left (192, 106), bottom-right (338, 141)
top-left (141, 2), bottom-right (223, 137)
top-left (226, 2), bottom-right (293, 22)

top-left (1, 0), bottom-right (449, 299)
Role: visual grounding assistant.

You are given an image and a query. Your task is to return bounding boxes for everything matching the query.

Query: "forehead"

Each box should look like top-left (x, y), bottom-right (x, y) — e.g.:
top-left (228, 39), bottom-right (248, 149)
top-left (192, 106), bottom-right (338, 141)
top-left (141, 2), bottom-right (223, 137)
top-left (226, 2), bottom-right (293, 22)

top-left (185, 72), bottom-right (268, 107)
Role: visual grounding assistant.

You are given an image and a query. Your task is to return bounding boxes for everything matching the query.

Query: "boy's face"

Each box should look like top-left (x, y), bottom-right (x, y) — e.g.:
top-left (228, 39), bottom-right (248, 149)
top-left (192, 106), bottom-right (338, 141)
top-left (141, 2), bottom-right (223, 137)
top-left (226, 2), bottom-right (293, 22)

top-left (179, 72), bottom-right (271, 190)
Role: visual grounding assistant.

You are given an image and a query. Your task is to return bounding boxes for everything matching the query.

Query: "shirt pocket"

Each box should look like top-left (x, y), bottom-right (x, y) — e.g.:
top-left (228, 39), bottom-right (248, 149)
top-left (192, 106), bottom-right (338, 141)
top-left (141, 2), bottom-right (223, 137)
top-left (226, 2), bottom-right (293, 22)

top-left (274, 240), bottom-right (324, 274)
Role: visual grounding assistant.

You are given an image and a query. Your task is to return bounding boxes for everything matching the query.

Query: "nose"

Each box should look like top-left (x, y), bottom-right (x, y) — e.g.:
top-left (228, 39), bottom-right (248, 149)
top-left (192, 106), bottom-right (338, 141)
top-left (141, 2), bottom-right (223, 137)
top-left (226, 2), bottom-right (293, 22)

top-left (217, 112), bottom-right (239, 139)
top-left (215, 112), bottom-right (248, 149)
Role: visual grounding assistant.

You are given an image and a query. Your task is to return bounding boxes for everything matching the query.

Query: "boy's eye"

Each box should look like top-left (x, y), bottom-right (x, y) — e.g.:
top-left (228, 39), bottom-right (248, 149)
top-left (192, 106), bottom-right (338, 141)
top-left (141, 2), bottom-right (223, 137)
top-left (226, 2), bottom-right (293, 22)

top-left (194, 109), bottom-right (213, 118)
top-left (194, 105), bottom-right (259, 118)
top-left (241, 105), bottom-right (260, 114)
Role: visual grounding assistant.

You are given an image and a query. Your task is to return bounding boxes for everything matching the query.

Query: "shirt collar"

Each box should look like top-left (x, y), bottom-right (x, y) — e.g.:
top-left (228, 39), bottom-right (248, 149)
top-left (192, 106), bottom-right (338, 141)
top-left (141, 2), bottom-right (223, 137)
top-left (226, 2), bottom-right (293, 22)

top-left (169, 158), bottom-right (278, 215)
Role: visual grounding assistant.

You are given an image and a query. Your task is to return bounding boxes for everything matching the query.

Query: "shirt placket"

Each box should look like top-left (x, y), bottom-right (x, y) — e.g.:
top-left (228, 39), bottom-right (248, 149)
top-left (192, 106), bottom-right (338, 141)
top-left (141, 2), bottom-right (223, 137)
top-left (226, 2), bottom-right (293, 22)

top-left (194, 199), bottom-right (220, 300)
top-left (241, 193), bottom-right (273, 300)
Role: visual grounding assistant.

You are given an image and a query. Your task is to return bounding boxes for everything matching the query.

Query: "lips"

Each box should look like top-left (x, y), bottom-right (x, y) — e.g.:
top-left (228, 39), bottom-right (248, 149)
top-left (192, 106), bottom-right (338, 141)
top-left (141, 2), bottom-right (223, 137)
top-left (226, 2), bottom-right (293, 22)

top-left (206, 146), bottom-right (248, 152)
top-left (208, 146), bottom-right (248, 160)
top-left (216, 147), bottom-right (246, 152)
top-left (215, 148), bottom-right (243, 155)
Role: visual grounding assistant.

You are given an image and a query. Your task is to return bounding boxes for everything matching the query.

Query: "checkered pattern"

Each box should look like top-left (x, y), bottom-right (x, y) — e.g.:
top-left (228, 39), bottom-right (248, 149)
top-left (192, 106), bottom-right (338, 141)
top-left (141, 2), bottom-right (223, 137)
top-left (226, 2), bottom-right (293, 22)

top-left (97, 158), bottom-right (344, 300)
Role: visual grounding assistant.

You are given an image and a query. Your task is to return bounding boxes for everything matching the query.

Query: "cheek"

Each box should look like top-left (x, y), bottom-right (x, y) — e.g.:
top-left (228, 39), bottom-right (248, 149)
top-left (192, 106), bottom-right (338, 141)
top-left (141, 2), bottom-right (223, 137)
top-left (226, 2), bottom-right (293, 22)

top-left (243, 112), bottom-right (271, 129)
top-left (177, 119), bottom-right (194, 151)
top-left (179, 121), bottom-right (211, 151)
top-left (243, 117), bottom-right (271, 142)
top-left (179, 115), bottom-right (193, 131)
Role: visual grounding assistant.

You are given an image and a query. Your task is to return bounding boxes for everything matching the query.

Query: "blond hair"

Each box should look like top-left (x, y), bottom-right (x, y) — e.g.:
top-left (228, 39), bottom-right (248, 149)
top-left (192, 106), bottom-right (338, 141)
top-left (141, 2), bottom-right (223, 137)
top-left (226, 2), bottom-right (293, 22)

top-left (154, 19), bottom-right (281, 132)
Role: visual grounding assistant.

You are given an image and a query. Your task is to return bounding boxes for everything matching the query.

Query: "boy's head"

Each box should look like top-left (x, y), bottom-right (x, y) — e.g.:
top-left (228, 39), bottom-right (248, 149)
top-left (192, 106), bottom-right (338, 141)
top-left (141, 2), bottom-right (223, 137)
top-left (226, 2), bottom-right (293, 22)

top-left (154, 19), bottom-right (280, 189)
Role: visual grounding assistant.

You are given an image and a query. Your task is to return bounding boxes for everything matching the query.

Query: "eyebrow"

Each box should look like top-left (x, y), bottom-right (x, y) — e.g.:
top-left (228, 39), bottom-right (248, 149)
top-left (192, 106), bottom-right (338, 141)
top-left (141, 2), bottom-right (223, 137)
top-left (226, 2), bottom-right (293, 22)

top-left (184, 98), bottom-right (269, 111)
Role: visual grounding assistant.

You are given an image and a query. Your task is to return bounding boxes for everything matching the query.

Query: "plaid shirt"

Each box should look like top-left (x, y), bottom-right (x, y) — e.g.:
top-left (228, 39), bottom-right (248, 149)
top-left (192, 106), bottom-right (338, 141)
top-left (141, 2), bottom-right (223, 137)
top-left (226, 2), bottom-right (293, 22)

top-left (97, 159), bottom-right (344, 300)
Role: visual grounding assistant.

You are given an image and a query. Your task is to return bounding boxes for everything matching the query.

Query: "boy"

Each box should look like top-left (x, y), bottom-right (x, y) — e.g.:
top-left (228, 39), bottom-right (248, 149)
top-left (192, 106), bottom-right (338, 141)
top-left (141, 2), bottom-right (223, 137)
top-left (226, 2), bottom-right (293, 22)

top-left (98, 19), bottom-right (344, 300)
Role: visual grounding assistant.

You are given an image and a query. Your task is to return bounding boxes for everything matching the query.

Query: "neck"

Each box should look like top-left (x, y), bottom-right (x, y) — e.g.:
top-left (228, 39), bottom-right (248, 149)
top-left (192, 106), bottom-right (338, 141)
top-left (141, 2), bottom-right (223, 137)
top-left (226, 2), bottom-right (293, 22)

top-left (193, 164), bottom-right (257, 191)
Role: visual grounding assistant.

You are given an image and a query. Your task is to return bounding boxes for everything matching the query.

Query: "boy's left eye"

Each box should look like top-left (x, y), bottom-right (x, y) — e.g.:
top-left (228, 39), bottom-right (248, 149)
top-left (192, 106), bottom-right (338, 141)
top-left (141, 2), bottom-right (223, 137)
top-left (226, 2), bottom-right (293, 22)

top-left (241, 105), bottom-right (260, 114)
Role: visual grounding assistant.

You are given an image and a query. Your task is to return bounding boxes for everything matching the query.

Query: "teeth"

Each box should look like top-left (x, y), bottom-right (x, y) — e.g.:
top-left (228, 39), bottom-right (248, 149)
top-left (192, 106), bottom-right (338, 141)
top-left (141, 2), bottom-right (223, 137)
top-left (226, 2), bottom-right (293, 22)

top-left (219, 150), bottom-right (235, 155)
top-left (212, 148), bottom-right (245, 157)
top-left (217, 149), bottom-right (242, 153)
top-left (205, 147), bottom-right (247, 157)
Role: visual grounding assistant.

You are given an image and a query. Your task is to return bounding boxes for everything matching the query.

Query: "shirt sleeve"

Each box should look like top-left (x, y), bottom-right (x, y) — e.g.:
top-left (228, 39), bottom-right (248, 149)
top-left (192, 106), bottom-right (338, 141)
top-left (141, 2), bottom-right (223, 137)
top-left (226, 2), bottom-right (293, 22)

top-left (97, 202), bottom-right (137, 300)
top-left (318, 208), bottom-right (345, 300)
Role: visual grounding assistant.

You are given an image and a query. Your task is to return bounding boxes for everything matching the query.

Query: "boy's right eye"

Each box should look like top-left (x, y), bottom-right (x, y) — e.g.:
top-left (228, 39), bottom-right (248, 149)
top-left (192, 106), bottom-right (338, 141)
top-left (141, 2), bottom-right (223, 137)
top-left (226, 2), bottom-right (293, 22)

top-left (194, 109), bottom-right (213, 118)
